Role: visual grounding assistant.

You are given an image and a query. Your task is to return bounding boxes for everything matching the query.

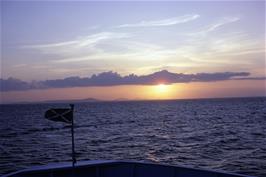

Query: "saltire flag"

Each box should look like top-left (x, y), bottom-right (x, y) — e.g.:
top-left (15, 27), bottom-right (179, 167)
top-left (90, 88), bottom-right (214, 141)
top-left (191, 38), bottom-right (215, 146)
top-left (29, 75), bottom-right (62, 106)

top-left (45, 108), bottom-right (73, 124)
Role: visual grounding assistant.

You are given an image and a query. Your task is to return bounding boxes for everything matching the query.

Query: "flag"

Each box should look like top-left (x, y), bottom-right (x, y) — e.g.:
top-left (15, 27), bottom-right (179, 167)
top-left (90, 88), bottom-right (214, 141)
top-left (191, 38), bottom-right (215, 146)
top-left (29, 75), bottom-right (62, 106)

top-left (45, 108), bottom-right (73, 124)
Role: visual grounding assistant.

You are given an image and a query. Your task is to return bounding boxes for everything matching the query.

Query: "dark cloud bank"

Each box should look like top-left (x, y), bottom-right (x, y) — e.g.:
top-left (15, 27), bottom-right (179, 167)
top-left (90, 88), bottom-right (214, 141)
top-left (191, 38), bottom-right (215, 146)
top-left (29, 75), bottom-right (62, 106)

top-left (1, 70), bottom-right (265, 92)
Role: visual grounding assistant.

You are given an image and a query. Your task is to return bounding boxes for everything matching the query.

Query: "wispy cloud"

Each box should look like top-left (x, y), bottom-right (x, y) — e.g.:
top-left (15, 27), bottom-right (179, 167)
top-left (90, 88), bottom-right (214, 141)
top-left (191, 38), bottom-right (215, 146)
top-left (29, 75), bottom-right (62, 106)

top-left (22, 32), bottom-right (130, 54)
top-left (205, 17), bottom-right (239, 32)
top-left (24, 41), bottom-right (78, 49)
top-left (188, 17), bottom-right (240, 36)
top-left (18, 15), bottom-right (263, 79)
top-left (51, 41), bottom-right (167, 63)
top-left (195, 31), bottom-right (264, 59)
top-left (12, 64), bottom-right (28, 68)
top-left (116, 14), bottom-right (200, 28)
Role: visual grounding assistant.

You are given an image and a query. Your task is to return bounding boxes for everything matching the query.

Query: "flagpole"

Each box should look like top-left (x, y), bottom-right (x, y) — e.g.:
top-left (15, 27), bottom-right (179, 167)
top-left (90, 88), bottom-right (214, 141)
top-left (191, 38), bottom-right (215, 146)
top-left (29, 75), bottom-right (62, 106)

top-left (70, 104), bottom-right (76, 167)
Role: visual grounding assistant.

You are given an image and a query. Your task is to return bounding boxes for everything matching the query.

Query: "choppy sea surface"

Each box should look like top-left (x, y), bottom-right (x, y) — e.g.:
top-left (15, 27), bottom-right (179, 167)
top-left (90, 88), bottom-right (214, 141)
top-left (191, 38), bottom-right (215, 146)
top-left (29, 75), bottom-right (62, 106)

top-left (0, 97), bottom-right (266, 176)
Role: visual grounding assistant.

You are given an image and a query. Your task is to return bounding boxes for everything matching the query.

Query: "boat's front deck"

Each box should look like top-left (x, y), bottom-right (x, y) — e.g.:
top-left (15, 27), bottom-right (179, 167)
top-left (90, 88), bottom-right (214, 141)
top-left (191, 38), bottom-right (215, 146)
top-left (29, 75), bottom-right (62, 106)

top-left (3, 160), bottom-right (253, 177)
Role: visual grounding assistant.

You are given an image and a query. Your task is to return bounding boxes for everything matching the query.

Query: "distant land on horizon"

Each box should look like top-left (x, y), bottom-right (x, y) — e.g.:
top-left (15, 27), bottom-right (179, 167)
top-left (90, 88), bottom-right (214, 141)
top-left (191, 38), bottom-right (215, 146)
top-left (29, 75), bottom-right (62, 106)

top-left (1, 96), bottom-right (265, 105)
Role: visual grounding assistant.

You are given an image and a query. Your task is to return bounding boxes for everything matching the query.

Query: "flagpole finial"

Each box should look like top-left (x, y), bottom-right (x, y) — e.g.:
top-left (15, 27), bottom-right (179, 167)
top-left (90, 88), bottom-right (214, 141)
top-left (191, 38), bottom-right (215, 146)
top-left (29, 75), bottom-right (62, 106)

top-left (70, 104), bottom-right (74, 110)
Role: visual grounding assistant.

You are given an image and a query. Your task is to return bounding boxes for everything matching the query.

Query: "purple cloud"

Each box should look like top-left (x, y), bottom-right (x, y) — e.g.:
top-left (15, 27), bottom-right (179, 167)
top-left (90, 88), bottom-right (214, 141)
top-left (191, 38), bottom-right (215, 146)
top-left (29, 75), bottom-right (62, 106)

top-left (1, 70), bottom-right (264, 92)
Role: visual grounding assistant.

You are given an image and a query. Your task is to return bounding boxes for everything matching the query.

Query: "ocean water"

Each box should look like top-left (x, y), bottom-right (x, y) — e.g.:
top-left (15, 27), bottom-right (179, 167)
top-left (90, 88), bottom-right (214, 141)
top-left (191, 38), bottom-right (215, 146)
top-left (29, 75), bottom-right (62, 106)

top-left (0, 97), bottom-right (266, 176)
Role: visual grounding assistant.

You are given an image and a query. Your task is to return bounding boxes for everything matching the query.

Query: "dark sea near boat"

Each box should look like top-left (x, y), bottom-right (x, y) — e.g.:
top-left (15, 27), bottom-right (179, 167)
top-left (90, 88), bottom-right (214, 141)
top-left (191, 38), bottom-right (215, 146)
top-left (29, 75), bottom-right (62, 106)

top-left (0, 97), bottom-right (266, 176)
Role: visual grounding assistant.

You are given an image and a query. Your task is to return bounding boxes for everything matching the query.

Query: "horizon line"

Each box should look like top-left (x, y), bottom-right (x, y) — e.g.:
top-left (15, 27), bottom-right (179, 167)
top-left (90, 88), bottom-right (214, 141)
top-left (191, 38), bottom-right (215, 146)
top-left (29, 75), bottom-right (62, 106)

top-left (1, 95), bottom-right (265, 105)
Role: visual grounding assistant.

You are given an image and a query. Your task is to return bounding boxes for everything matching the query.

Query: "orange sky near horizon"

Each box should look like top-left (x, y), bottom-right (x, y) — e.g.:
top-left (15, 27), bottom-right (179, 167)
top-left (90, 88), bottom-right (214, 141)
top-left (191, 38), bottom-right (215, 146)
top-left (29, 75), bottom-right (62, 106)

top-left (1, 80), bottom-right (265, 104)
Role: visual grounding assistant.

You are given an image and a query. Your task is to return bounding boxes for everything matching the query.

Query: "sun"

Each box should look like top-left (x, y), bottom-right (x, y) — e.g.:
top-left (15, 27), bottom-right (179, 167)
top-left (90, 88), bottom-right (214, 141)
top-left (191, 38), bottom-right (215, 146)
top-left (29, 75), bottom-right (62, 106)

top-left (156, 84), bottom-right (168, 93)
top-left (151, 83), bottom-right (174, 99)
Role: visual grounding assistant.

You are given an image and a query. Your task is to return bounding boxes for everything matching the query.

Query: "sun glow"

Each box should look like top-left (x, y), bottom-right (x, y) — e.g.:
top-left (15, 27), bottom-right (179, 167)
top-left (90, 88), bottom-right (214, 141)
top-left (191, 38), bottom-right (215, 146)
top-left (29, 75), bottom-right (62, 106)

top-left (151, 83), bottom-right (175, 98)
top-left (156, 84), bottom-right (168, 93)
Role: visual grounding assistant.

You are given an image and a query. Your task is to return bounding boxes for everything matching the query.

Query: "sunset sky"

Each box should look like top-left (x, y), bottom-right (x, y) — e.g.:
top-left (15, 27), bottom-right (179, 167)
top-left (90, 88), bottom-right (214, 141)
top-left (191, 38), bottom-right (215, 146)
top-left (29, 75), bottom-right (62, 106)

top-left (1, 1), bottom-right (265, 103)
